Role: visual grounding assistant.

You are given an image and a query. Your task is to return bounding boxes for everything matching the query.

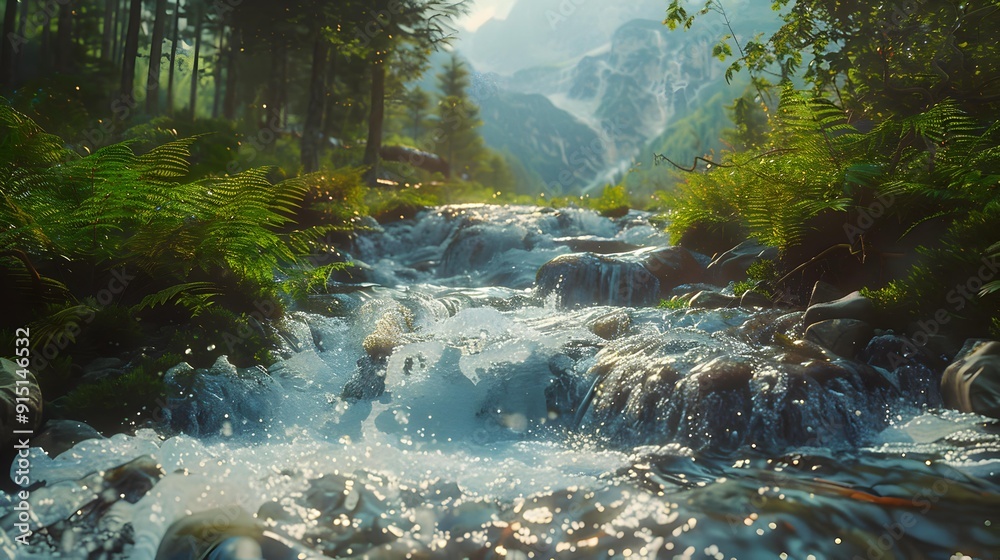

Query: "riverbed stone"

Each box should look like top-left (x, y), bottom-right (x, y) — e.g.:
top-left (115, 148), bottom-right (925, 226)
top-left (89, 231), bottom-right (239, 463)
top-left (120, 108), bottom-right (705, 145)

top-left (363, 306), bottom-right (414, 359)
top-left (535, 252), bottom-right (660, 307)
top-left (688, 290), bottom-right (740, 309)
top-left (342, 356), bottom-right (387, 401)
top-left (155, 507), bottom-right (309, 560)
top-left (535, 246), bottom-right (706, 307)
top-left (739, 290), bottom-right (773, 308)
top-left (941, 339), bottom-right (1000, 419)
top-left (553, 236), bottom-right (640, 254)
top-left (705, 240), bottom-right (778, 285)
top-left (587, 309), bottom-right (632, 340)
top-left (802, 291), bottom-right (876, 325)
top-left (808, 281), bottom-right (848, 307)
top-left (32, 419), bottom-right (104, 458)
top-left (639, 246), bottom-right (706, 293)
top-left (804, 319), bottom-right (875, 359)
top-left (688, 356), bottom-right (755, 392)
top-left (859, 334), bottom-right (939, 371)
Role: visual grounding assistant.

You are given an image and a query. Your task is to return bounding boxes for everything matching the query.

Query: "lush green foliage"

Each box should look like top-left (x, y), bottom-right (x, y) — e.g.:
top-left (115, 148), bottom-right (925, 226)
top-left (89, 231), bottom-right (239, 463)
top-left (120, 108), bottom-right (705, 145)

top-left (0, 102), bottom-right (365, 408)
top-left (733, 259), bottom-right (779, 298)
top-left (662, 1), bottom-right (1000, 338)
top-left (664, 88), bottom-right (856, 249)
top-left (658, 297), bottom-right (690, 310)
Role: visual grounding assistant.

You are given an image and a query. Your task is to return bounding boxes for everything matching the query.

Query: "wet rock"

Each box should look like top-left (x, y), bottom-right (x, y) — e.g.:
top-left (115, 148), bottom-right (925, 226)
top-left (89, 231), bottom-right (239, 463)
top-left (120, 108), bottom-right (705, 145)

top-left (808, 280), bottom-right (848, 307)
top-left (774, 311), bottom-right (806, 339)
top-left (31, 419), bottom-right (104, 458)
top-left (736, 310), bottom-right (800, 345)
top-left (687, 356), bottom-right (755, 392)
top-left (440, 222), bottom-right (528, 277)
top-left (805, 319), bottom-right (875, 359)
top-left (104, 455), bottom-right (165, 503)
top-left (163, 357), bottom-right (278, 438)
top-left (705, 240), bottom-right (778, 285)
top-left (941, 339), bottom-right (1000, 419)
top-left (582, 335), bottom-right (683, 433)
top-left (640, 246), bottom-right (706, 293)
top-left (0, 358), bottom-right (43, 450)
top-left (668, 283), bottom-right (720, 299)
top-left (155, 507), bottom-right (314, 560)
top-left (535, 246), bottom-right (705, 307)
top-left (341, 356), bottom-right (387, 401)
top-left (908, 330), bottom-right (963, 361)
top-left (739, 290), bottom-right (772, 308)
top-left (536, 252), bottom-right (660, 307)
top-left (587, 309), bottom-right (632, 340)
top-left (802, 291), bottom-right (876, 325)
top-left (783, 338), bottom-right (840, 362)
top-left (688, 290), bottom-right (740, 309)
top-left (860, 334), bottom-right (939, 371)
top-left (363, 306), bottom-right (413, 359)
top-left (553, 236), bottom-right (640, 254)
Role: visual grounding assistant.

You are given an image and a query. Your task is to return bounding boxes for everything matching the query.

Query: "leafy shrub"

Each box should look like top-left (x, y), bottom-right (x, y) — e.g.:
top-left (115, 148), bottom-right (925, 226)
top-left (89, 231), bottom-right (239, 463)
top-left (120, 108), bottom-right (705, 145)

top-left (658, 298), bottom-right (689, 310)
top-left (665, 88), bottom-right (854, 251)
top-left (591, 183), bottom-right (631, 217)
top-left (62, 366), bottom-right (166, 433)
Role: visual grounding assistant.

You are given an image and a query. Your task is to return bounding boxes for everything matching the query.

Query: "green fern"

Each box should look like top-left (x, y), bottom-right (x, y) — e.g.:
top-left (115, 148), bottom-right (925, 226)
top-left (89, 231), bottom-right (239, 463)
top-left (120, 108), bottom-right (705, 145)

top-left (667, 89), bottom-right (855, 250)
top-left (133, 282), bottom-right (220, 317)
top-left (0, 100), bottom-right (354, 332)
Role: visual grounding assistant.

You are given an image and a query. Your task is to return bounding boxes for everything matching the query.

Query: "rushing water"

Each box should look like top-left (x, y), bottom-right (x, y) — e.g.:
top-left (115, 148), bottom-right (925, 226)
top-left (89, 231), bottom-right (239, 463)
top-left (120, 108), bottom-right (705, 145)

top-left (3, 204), bottom-right (1000, 559)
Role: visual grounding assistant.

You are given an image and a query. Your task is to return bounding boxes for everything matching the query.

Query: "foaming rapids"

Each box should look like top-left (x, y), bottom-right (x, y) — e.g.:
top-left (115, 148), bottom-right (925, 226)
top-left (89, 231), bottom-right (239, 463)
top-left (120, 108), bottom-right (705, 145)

top-left (2, 205), bottom-right (998, 559)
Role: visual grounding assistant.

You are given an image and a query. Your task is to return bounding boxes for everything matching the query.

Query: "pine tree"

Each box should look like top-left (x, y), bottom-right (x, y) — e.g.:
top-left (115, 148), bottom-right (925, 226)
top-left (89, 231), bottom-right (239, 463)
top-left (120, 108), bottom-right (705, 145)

top-left (434, 54), bottom-right (484, 179)
top-left (403, 86), bottom-right (431, 144)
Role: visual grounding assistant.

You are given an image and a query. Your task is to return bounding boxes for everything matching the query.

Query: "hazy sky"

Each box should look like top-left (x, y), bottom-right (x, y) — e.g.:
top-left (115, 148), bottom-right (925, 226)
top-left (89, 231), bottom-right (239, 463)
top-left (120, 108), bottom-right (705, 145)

top-left (456, 0), bottom-right (519, 31)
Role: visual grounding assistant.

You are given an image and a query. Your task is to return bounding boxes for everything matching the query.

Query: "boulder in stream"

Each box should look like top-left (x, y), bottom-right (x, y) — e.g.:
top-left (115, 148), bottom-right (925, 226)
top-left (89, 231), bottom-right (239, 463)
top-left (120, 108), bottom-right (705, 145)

top-left (688, 290), bottom-right (740, 309)
top-left (535, 246), bottom-right (705, 307)
top-left (805, 319), bottom-right (875, 359)
top-left (941, 339), bottom-right (1000, 419)
top-left (31, 419), bottom-right (104, 458)
top-left (802, 290), bottom-right (877, 325)
top-left (705, 240), bottom-right (778, 285)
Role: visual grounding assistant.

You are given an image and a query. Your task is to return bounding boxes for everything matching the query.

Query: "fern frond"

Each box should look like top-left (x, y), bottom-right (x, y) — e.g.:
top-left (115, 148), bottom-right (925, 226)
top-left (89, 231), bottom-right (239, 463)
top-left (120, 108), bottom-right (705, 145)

top-left (133, 281), bottom-right (219, 311)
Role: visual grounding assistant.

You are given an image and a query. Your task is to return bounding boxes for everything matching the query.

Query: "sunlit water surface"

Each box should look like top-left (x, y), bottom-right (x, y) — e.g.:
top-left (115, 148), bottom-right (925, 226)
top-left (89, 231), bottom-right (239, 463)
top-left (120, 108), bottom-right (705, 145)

top-left (3, 205), bottom-right (999, 559)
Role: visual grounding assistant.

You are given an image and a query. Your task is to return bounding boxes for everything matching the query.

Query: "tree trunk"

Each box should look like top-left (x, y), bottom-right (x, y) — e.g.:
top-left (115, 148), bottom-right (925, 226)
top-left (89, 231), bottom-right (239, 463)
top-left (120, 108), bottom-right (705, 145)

top-left (264, 43), bottom-right (284, 130)
top-left (222, 22), bottom-right (240, 120)
top-left (212, 19), bottom-right (224, 118)
top-left (188, 4), bottom-right (203, 121)
top-left (55, 1), bottom-right (73, 71)
top-left (115, 0), bottom-right (128, 69)
top-left (40, 8), bottom-right (50, 71)
top-left (363, 59), bottom-right (386, 185)
top-left (322, 53), bottom-right (342, 140)
top-left (14, 0), bottom-right (27, 80)
top-left (167, 0), bottom-right (180, 116)
top-left (120, 0), bottom-right (142, 104)
top-left (145, 0), bottom-right (168, 114)
top-left (101, 0), bottom-right (115, 61)
top-left (0, 0), bottom-right (18, 85)
top-left (301, 24), bottom-right (328, 173)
